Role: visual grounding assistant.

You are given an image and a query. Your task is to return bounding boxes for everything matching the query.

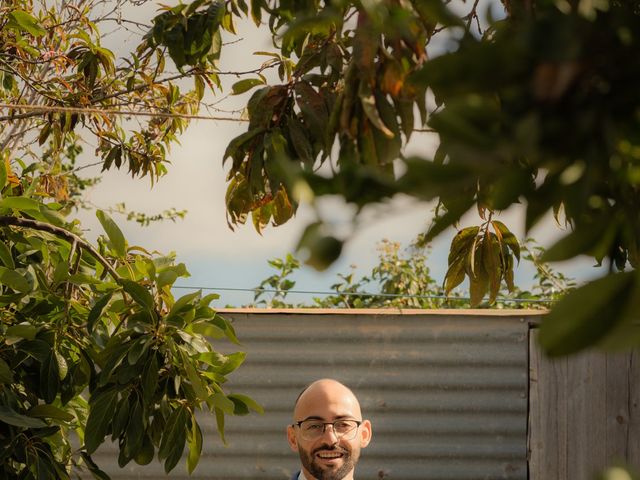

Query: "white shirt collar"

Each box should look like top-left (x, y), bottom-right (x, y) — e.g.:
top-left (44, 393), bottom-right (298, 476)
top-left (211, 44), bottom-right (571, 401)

top-left (299, 472), bottom-right (352, 480)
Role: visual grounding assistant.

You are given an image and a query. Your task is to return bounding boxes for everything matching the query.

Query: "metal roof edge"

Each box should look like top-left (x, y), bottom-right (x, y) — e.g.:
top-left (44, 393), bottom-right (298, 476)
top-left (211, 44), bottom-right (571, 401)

top-left (216, 307), bottom-right (547, 317)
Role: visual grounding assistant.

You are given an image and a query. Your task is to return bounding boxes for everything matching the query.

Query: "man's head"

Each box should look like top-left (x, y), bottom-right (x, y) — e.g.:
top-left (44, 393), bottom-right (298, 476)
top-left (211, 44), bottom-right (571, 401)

top-left (287, 379), bottom-right (372, 480)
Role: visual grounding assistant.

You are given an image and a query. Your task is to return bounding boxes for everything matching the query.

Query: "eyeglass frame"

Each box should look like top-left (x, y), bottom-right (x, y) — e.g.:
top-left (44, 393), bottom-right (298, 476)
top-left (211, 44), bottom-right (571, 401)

top-left (292, 419), bottom-right (363, 441)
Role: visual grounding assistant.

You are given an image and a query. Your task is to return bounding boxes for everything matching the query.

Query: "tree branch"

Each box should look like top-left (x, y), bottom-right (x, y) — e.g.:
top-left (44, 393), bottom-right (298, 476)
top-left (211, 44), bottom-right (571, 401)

top-left (0, 216), bottom-right (120, 281)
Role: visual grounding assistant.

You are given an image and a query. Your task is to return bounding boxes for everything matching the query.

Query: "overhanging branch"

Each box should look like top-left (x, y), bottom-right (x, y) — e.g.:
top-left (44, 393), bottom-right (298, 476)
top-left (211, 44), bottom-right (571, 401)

top-left (0, 216), bottom-right (120, 281)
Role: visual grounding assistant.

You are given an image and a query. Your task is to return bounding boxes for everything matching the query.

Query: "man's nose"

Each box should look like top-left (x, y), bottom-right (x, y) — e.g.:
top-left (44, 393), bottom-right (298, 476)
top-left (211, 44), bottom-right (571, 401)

top-left (321, 424), bottom-right (339, 443)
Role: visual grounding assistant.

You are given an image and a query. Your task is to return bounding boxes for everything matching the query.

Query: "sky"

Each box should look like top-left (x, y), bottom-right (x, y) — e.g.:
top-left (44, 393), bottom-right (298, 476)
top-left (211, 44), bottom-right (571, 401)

top-left (73, 0), bottom-right (605, 307)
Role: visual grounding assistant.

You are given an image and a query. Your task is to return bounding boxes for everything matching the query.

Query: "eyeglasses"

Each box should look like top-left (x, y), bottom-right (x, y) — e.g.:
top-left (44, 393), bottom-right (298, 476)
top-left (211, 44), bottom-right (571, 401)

top-left (293, 419), bottom-right (362, 441)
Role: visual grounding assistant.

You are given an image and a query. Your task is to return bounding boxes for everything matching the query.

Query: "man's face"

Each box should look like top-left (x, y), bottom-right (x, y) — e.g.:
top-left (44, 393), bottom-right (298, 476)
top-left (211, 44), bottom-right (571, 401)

top-left (287, 380), bottom-right (372, 480)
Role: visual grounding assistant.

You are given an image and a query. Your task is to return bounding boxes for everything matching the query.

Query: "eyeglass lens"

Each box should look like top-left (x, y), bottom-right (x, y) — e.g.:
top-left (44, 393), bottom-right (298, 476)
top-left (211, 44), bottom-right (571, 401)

top-left (298, 420), bottom-right (359, 440)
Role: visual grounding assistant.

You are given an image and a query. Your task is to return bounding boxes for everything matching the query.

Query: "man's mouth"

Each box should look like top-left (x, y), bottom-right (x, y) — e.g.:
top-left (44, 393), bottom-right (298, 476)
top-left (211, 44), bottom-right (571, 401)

top-left (316, 451), bottom-right (344, 459)
top-left (314, 446), bottom-right (348, 464)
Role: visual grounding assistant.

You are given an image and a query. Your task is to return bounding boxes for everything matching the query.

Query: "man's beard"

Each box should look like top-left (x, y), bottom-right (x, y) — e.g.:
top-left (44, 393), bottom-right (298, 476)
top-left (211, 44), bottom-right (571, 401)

top-left (298, 444), bottom-right (357, 480)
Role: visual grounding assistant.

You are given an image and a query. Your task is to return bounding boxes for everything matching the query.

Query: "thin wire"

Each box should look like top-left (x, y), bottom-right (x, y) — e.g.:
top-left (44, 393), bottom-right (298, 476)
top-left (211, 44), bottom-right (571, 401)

top-left (0, 103), bottom-right (247, 122)
top-left (172, 285), bottom-right (554, 304)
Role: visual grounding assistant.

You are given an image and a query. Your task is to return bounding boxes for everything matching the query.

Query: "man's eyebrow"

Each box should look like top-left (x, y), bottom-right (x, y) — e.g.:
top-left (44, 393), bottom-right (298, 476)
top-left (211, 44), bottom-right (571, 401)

top-left (299, 416), bottom-right (324, 422)
top-left (298, 415), bottom-right (357, 422)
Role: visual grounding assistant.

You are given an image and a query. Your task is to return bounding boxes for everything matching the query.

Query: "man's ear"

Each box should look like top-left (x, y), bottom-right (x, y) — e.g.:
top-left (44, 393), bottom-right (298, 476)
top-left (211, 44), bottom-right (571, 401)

top-left (359, 419), bottom-right (372, 448)
top-left (287, 425), bottom-right (299, 452)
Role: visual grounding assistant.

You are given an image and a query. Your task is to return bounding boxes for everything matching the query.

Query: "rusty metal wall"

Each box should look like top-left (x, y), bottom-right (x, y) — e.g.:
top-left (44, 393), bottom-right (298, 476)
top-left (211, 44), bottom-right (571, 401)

top-left (90, 310), bottom-right (537, 480)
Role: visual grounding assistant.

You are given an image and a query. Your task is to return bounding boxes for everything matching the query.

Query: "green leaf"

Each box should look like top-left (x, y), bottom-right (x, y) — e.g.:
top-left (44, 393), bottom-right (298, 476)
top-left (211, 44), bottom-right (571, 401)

top-left (539, 272), bottom-right (635, 356)
top-left (127, 337), bottom-right (149, 365)
top-left (423, 197), bottom-right (475, 244)
top-left (0, 196), bottom-right (41, 212)
top-left (158, 405), bottom-right (187, 473)
top-left (190, 320), bottom-right (225, 339)
top-left (0, 357), bottom-right (12, 384)
top-left (218, 351), bottom-right (246, 375)
top-left (287, 116), bottom-right (314, 165)
top-left (492, 221), bottom-right (520, 262)
top-left (8, 10), bottom-right (47, 36)
top-left (111, 398), bottom-right (130, 441)
top-left (0, 405), bottom-right (47, 428)
top-left (231, 78), bottom-right (265, 95)
top-left (228, 396), bottom-right (249, 415)
top-left (195, 351), bottom-right (226, 366)
top-left (120, 279), bottom-right (155, 311)
top-left (6, 323), bottom-right (38, 340)
top-left (181, 350), bottom-right (209, 401)
top-left (156, 269), bottom-right (178, 288)
top-left (0, 266), bottom-right (30, 293)
top-left (55, 350), bottom-right (68, 380)
top-left (80, 452), bottom-right (111, 480)
top-left (227, 393), bottom-right (264, 415)
top-left (166, 290), bottom-right (200, 322)
top-left (444, 256), bottom-right (466, 294)
top-left (295, 81), bottom-right (329, 142)
top-left (96, 210), bottom-right (126, 258)
top-left (18, 339), bottom-right (50, 361)
top-left (0, 241), bottom-right (14, 269)
top-left (359, 82), bottom-right (394, 138)
top-left (412, 0), bottom-right (463, 27)
top-left (223, 127), bottom-right (266, 162)
top-left (40, 350), bottom-right (60, 403)
top-left (306, 235), bottom-right (343, 271)
top-left (186, 415), bottom-right (203, 474)
top-left (28, 404), bottom-right (74, 422)
top-left (87, 292), bottom-right (113, 334)
top-left (200, 292), bottom-right (220, 306)
top-left (214, 406), bottom-right (227, 445)
top-left (85, 389), bottom-right (119, 454)
top-left (0, 159), bottom-right (7, 191)
top-left (541, 219), bottom-right (609, 263)
top-left (133, 434), bottom-right (154, 466)
top-left (208, 392), bottom-right (235, 414)
top-left (504, 252), bottom-right (515, 292)
top-left (33, 454), bottom-right (58, 480)
top-left (371, 92), bottom-right (401, 164)
top-left (448, 226), bottom-right (480, 264)
top-left (215, 315), bottom-right (241, 345)
top-left (194, 75), bottom-right (205, 100)
top-left (482, 234), bottom-right (501, 303)
top-left (141, 353), bottom-right (159, 404)
top-left (469, 244), bottom-right (488, 306)
top-left (123, 399), bottom-right (145, 461)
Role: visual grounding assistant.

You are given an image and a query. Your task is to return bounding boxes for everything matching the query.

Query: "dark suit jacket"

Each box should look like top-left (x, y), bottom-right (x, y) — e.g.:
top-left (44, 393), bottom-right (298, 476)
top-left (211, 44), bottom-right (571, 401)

top-left (290, 472), bottom-right (300, 480)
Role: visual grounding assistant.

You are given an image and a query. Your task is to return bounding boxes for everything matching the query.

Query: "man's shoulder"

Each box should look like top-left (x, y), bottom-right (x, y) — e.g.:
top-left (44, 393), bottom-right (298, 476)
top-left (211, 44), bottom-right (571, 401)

top-left (290, 471), bottom-right (300, 480)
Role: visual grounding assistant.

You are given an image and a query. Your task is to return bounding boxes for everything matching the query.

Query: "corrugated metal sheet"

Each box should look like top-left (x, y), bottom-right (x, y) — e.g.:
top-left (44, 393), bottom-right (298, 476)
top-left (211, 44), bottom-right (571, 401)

top-left (91, 310), bottom-right (538, 480)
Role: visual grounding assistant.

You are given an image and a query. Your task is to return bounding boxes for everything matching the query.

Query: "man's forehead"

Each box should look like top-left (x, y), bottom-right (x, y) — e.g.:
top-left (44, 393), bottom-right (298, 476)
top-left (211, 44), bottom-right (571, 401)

top-left (293, 379), bottom-right (362, 419)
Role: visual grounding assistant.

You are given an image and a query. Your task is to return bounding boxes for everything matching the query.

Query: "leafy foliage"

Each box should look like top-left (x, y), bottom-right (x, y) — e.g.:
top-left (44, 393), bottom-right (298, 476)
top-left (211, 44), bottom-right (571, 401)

top-left (3, 1), bottom-right (640, 476)
top-left (0, 204), bottom-right (256, 477)
top-left (2, 2), bottom-right (640, 479)
top-left (0, 1), bottom-right (260, 476)
top-left (253, 253), bottom-right (300, 307)
top-left (250, 236), bottom-right (572, 310)
top-left (443, 215), bottom-right (520, 306)
top-left (221, 0), bottom-right (430, 233)
top-left (252, 239), bottom-right (446, 308)
top-left (215, 0), bottom-right (640, 355)
top-left (0, 0), bottom-right (219, 184)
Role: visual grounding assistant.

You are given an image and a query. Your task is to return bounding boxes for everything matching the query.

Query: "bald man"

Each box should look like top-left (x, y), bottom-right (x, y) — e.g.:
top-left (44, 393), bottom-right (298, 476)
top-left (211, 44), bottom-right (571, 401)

top-left (286, 379), bottom-right (372, 480)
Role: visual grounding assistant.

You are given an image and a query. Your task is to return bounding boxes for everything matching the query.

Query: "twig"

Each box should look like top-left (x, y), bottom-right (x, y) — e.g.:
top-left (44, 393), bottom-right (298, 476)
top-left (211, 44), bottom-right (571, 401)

top-left (0, 216), bottom-right (120, 281)
top-left (0, 103), bottom-right (247, 123)
top-left (65, 238), bottom-right (79, 299)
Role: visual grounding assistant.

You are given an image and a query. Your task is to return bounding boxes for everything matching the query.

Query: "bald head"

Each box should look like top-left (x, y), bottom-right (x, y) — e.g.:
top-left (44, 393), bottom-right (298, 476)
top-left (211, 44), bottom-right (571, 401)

top-left (293, 379), bottom-right (362, 420)
top-left (287, 379), bottom-right (372, 480)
